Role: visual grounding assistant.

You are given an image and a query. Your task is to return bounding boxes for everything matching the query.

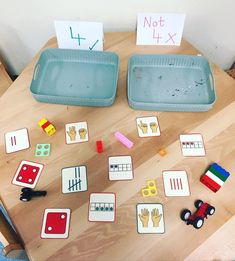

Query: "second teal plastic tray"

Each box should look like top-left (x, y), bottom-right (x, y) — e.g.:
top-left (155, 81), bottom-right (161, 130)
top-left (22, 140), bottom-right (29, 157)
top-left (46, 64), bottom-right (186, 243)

top-left (128, 54), bottom-right (216, 112)
top-left (30, 48), bottom-right (119, 106)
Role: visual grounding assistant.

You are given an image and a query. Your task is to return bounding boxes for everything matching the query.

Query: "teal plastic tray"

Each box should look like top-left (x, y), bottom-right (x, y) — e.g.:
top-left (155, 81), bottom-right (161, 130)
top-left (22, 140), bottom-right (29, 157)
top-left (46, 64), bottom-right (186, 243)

top-left (128, 54), bottom-right (216, 112)
top-left (30, 48), bottom-right (119, 106)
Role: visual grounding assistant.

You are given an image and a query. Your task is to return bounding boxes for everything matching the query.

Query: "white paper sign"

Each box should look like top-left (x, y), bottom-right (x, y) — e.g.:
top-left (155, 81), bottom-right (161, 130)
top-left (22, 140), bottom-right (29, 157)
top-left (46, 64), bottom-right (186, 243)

top-left (54, 21), bottom-right (103, 50)
top-left (137, 13), bottom-right (185, 46)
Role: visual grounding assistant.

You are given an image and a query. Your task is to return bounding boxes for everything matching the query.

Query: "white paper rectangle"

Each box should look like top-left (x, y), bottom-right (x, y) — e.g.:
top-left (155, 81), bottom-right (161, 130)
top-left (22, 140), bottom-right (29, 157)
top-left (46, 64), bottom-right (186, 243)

top-left (180, 134), bottom-right (206, 156)
top-left (62, 166), bottom-right (88, 194)
top-left (55, 20), bottom-right (103, 50)
top-left (137, 204), bottom-right (165, 234)
top-left (89, 193), bottom-right (115, 222)
top-left (163, 170), bottom-right (190, 197)
top-left (137, 13), bottom-right (185, 46)
top-left (5, 128), bottom-right (30, 153)
top-left (108, 156), bottom-right (133, 181)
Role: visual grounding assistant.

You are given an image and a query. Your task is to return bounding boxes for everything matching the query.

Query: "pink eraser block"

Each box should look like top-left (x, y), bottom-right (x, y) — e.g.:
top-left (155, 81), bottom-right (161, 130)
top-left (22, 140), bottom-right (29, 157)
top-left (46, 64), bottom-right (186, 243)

top-left (114, 131), bottom-right (133, 148)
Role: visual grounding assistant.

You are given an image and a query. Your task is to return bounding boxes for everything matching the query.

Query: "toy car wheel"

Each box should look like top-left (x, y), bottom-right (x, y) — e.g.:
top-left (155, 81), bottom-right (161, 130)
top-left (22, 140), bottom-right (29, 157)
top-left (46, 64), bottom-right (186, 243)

top-left (20, 196), bottom-right (29, 202)
top-left (180, 209), bottom-right (191, 221)
top-left (193, 217), bottom-right (204, 229)
top-left (194, 200), bottom-right (203, 209)
top-left (207, 206), bottom-right (215, 215)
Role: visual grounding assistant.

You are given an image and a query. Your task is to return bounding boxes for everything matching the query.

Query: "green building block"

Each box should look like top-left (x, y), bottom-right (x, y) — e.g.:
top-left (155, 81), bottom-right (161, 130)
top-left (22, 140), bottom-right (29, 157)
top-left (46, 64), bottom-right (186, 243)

top-left (35, 144), bottom-right (51, 157)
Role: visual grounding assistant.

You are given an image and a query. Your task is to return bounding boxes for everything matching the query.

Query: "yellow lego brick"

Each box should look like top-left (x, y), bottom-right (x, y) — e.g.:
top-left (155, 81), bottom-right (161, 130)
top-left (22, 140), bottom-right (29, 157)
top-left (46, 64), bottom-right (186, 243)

top-left (38, 118), bottom-right (47, 127)
top-left (45, 125), bottom-right (56, 136)
top-left (141, 180), bottom-right (158, 197)
top-left (38, 118), bottom-right (56, 136)
top-left (147, 180), bottom-right (156, 188)
top-left (141, 188), bottom-right (151, 197)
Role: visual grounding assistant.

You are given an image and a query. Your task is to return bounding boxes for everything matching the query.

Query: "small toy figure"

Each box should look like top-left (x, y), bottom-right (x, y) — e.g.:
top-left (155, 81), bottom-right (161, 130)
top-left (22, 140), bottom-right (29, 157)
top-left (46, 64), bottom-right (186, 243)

top-left (200, 163), bottom-right (230, 192)
top-left (180, 200), bottom-right (215, 229)
top-left (38, 118), bottom-right (56, 136)
top-left (20, 188), bottom-right (47, 202)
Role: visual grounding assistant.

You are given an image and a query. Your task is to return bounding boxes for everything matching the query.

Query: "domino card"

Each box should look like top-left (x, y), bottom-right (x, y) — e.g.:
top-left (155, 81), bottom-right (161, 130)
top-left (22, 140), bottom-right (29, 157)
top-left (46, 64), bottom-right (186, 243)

top-left (108, 156), bottom-right (133, 181)
top-left (5, 128), bottom-right (30, 153)
top-left (89, 193), bottom-right (116, 222)
top-left (65, 122), bottom-right (88, 144)
top-left (62, 165), bottom-right (88, 194)
top-left (41, 209), bottom-right (71, 239)
top-left (12, 160), bottom-right (44, 188)
top-left (162, 170), bottom-right (190, 196)
top-left (136, 116), bottom-right (160, 138)
top-left (180, 134), bottom-right (206, 156)
top-left (136, 203), bottom-right (165, 234)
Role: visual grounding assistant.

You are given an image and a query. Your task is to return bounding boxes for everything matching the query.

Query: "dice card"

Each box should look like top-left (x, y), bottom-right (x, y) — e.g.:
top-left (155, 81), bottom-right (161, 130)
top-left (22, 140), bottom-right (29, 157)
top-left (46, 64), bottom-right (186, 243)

top-left (12, 160), bottom-right (44, 188)
top-left (5, 128), bottom-right (30, 153)
top-left (41, 209), bottom-right (71, 239)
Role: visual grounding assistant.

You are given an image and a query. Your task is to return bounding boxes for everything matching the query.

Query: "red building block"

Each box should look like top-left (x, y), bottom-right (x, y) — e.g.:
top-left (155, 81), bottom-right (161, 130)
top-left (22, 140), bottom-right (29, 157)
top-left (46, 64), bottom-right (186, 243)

top-left (96, 140), bottom-right (103, 153)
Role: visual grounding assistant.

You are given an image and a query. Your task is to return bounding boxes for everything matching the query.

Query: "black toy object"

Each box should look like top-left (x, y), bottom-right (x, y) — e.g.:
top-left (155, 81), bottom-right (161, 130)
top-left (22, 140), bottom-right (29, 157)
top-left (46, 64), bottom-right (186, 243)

top-left (180, 200), bottom-right (215, 229)
top-left (20, 188), bottom-right (47, 202)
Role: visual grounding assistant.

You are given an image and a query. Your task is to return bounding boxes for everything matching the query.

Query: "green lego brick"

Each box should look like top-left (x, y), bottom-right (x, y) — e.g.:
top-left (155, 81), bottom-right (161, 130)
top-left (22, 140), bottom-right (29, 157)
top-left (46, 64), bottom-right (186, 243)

top-left (35, 144), bottom-right (51, 157)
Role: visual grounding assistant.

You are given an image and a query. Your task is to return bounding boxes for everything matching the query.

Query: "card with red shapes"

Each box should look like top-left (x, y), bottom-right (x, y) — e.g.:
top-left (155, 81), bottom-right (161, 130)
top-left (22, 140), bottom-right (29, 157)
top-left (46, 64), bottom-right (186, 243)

top-left (5, 128), bottom-right (30, 154)
top-left (12, 160), bottom-right (44, 188)
top-left (180, 134), bottom-right (206, 157)
top-left (41, 209), bottom-right (71, 239)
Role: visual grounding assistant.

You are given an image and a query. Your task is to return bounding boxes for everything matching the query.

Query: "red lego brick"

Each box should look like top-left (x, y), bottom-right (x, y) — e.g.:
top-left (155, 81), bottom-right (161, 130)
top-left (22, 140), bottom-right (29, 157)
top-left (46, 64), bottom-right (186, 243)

top-left (96, 140), bottom-right (103, 153)
top-left (200, 176), bottom-right (221, 193)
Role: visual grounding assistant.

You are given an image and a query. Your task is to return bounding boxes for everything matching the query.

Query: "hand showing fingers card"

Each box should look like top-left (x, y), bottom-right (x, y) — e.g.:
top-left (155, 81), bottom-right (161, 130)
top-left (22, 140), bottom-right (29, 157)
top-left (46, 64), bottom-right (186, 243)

top-left (137, 204), bottom-right (165, 234)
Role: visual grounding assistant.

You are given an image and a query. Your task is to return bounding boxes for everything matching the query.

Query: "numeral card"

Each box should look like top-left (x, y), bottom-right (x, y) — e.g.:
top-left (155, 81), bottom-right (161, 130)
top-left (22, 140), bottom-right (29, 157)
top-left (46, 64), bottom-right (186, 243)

top-left (5, 128), bottom-right (30, 153)
top-left (136, 203), bottom-right (165, 234)
top-left (162, 170), bottom-right (190, 196)
top-left (41, 209), bottom-right (71, 239)
top-left (62, 166), bottom-right (88, 194)
top-left (89, 193), bottom-right (116, 222)
top-left (65, 122), bottom-right (89, 144)
top-left (180, 134), bottom-right (206, 156)
top-left (136, 116), bottom-right (160, 138)
top-left (12, 160), bottom-right (44, 188)
top-left (108, 156), bottom-right (133, 181)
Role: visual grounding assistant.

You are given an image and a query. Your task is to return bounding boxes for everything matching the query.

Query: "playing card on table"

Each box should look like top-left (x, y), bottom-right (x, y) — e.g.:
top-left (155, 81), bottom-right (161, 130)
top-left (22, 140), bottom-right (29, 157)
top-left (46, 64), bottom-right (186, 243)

top-left (180, 134), bottom-right (206, 157)
top-left (12, 160), bottom-right (44, 188)
top-left (89, 193), bottom-right (116, 222)
top-left (5, 128), bottom-right (30, 153)
top-left (41, 209), bottom-right (71, 239)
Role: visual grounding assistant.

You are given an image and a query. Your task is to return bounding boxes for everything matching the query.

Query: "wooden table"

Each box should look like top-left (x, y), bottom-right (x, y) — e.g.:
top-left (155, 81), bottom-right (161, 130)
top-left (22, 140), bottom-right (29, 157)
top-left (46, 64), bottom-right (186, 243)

top-left (1, 32), bottom-right (235, 261)
top-left (0, 61), bottom-right (12, 96)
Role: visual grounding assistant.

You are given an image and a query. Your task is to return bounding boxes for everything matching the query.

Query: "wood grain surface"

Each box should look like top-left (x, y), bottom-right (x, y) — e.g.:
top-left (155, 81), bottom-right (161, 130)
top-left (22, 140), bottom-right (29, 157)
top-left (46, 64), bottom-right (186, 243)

top-left (0, 62), bottom-right (12, 96)
top-left (0, 32), bottom-right (235, 261)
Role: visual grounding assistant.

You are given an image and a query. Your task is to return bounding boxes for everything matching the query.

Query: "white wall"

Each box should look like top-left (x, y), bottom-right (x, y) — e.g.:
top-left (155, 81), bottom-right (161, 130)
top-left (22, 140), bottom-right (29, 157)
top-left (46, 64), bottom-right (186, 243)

top-left (0, 0), bottom-right (234, 75)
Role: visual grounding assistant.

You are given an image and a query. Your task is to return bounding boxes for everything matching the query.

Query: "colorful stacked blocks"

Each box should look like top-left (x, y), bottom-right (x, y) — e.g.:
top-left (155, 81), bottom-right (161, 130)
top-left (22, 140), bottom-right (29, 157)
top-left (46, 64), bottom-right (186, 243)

top-left (200, 163), bottom-right (230, 192)
top-left (38, 118), bottom-right (56, 136)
